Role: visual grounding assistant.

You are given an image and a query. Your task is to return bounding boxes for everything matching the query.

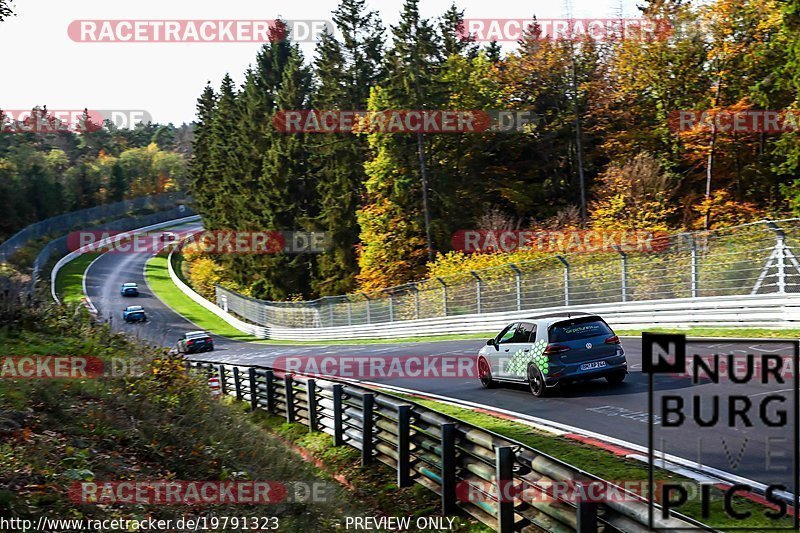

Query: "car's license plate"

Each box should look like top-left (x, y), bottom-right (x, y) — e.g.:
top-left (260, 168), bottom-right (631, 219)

top-left (581, 361), bottom-right (607, 371)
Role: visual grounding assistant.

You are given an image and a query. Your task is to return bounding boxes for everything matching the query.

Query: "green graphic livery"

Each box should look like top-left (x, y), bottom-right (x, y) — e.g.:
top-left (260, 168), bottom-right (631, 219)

top-left (506, 339), bottom-right (548, 377)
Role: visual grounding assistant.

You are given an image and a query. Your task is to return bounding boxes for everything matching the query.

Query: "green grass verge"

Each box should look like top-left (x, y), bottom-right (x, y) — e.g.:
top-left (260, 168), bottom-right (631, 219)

top-left (147, 254), bottom-right (491, 345)
top-left (617, 327), bottom-right (800, 339)
top-left (1, 307), bottom-right (360, 530)
top-left (53, 252), bottom-right (100, 304)
top-left (145, 255), bottom-right (265, 342)
top-left (400, 394), bottom-right (793, 531)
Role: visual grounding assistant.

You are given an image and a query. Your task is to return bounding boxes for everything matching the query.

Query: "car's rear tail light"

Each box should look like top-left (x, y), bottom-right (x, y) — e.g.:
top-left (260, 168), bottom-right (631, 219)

top-left (187, 340), bottom-right (194, 346)
top-left (544, 343), bottom-right (570, 354)
top-left (605, 335), bottom-right (620, 345)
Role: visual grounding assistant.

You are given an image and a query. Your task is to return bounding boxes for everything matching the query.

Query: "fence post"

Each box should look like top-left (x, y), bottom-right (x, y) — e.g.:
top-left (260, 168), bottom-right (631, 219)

top-left (386, 289), bottom-right (394, 322)
top-left (437, 277), bottom-right (448, 316)
top-left (777, 229), bottom-right (787, 294)
top-left (509, 264), bottom-right (522, 311)
top-left (328, 300), bottom-right (334, 327)
top-left (218, 365), bottom-right (227, 396)
top-left (307, 379), bottom-right (318, 431)
top-left (557, 256), bottom-right (570, 306)
top-left (577, 498), bottom-right (599, 533)
top-left (346, 296), bottom-right (353, 326)
top-left (690, 236), bottom-right (699, 298)
top-left (495, 446), bottom-right (515, 533)
top-left (440, 423), bottom-right (457, 514)
top-left (332, 384), bottom-right (344, 446)
top-left (233, 367), bottom-right (243, 401)
top-left (362, 293), bottom-right (371, 324)
top-left (285, 374), bottom-right (295, 424)
top-left (412, 283), bottom-right (420, 320)
top-left (265, 370), bottom-right (275, 413)
top-left (397, 405), bottom-right (411, 487)
top-left (248, 368), bottom-right (258, 411)
top-left (613, 245), bottom-right (628, 302)
top-left (361, 393), bottom-right (374, 466)
top-left (471, 271), bottom-right (482, 314)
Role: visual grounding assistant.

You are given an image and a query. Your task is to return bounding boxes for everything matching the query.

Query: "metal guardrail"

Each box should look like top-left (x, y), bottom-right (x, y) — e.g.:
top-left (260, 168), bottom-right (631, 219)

top-left (185, 359), bottom-right (709, 533)
top-left (0, 192), bottom-right (190, 263)
top-left (216, 219), bottom-right (800, 329)
top-left (32, 206), bottom-right (196, 291)
top-left (50, 215), bottom-right (201, 304)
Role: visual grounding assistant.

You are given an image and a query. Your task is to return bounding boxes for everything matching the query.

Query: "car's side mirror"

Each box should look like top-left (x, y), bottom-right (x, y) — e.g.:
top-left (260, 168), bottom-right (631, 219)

top-left (486, 338), bottom-right (495, 346)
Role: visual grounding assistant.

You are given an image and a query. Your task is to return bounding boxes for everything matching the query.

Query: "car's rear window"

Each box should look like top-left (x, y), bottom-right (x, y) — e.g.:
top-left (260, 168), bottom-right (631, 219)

top-left (549, 318), bottom-right (612, 342)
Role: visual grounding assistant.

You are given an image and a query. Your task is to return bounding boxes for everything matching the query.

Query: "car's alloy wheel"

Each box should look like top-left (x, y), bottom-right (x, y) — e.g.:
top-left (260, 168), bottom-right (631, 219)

top-left (478, 358), bottom-right (495, 389)
top-left (527, 364), bottom-right (548, 397)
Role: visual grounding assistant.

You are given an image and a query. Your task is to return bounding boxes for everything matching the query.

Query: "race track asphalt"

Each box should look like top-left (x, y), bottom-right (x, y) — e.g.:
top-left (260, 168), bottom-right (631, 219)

top-left (83, 228), bottom-right (797, 491)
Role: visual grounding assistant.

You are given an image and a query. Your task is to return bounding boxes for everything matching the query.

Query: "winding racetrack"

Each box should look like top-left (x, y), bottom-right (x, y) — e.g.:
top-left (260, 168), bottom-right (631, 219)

top-left (83, 224), bottom-right (796, 491)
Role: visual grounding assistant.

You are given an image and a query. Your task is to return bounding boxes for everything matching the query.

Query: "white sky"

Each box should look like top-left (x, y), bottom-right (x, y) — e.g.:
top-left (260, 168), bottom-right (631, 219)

top-left (1, 0), bottom-right (642, 125)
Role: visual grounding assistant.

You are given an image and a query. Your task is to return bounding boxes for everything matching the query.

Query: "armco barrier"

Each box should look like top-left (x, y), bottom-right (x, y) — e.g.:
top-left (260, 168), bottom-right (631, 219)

top-left (0, 192), bottom-right (189, 262)
top-left (161, 234), bottom-right (800, 339)
top-left (166, 248), bottom-right (267, 337)
top-left (55, 218), bottom-right (800, 340)
top-left (185, 358), bottom-right (710, 533)
top-left (50, 215), bottom-right (201, 304)
top-left (216, 219), bottom-right (800, 330)
top-left (32, 206), bottom-right (195, 291)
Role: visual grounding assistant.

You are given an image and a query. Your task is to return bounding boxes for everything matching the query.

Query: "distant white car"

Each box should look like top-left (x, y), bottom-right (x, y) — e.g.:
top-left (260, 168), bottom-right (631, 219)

top-left (159, 231), bottom-right (178, 242)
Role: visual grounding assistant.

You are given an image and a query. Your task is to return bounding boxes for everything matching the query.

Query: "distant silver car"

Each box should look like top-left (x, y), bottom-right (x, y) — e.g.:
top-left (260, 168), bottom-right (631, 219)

top-left (477, 313), bottom-right (627, 397)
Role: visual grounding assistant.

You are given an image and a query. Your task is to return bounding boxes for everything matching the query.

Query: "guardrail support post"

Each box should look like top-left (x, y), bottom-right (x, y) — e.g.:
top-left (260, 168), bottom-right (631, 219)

top-left (248, 368), bottom-right (258, 411)
top-left (397, 405), bottom-right (411, 487)
top-left (437, 277), bottom-right (448, 316)
top-left (440, 423), bottom-right (457, 515)
top-left (346, 297), bottom-right (353, 326)
top-left (307, 379), bottom-right (318, 431)
top-left (509, 264), bottom-right (522, 311)
top-left (557, 256), bottom-right (570, 306)
top-left (233, 367), bottom-right (243, 401)
top-left (328, 301), bottom-right (334, 327)
top-left (577, 498), bottom-right (598, 533)
top-left (218, 365), bottom-right (227, 396)
top-left (265, 370), bottom-right (275, 413)
top-left (285, 374), bottom-right (295, 423)
top-left (495, 446), bottom-right (515, 533)
top-left (361, 393), bottom-right (374, 466)
top-left (471, 271), bottom-right (482, 314)
top-left (332, 384), bottom-right (344, 446)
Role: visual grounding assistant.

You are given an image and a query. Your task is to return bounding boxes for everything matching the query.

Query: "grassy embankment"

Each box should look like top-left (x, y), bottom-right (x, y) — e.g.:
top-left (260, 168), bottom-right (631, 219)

top-left (0, 302), bottom-right (491, 531)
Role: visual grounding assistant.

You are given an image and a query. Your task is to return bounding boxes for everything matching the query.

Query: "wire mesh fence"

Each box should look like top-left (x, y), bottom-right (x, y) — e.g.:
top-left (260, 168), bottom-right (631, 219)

top-left (0, 192), bottom-right (191, 263)
top-left (216, 219), bottom-right (800, 329)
